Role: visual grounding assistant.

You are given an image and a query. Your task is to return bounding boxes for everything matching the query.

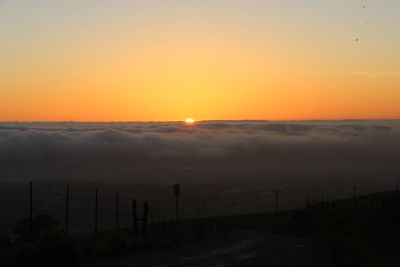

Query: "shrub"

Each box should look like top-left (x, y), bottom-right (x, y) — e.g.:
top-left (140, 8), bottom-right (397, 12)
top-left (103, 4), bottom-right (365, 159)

top-left (14, 214), bottom-right (58, 243)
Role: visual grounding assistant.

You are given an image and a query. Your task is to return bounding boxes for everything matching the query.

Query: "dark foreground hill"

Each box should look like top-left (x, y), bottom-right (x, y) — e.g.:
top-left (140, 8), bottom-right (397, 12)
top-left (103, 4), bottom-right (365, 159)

top-left (1, 190), bottom-right (400, 266)
top-left (216, 190), bottom-right (400, 267)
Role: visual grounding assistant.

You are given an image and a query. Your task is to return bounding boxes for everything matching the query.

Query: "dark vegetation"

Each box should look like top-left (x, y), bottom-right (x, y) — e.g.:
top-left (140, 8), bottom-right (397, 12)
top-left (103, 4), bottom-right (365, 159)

top-left (286, 191), bottom-right (400, 267)
top-left (1, 180), bottom-right (400, 266)
top-left (216, 190), bottom-right (400, 267)
top-left (0, 214), bottom-right (224, 266)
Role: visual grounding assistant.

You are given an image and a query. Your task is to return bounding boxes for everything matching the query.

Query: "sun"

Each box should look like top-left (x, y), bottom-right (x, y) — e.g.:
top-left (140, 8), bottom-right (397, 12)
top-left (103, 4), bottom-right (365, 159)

top-left (185, 118), bottom-right (195, 124)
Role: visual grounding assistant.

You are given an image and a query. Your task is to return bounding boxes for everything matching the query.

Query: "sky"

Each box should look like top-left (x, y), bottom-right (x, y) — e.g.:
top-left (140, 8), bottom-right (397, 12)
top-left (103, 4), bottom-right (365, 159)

top-left (1, 0), bottom-right (399, 122)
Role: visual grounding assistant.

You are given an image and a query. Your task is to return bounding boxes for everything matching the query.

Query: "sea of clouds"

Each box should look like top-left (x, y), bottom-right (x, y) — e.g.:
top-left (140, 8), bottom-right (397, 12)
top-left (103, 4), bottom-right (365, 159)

top-left (0, 120), bottom-right (399, 186)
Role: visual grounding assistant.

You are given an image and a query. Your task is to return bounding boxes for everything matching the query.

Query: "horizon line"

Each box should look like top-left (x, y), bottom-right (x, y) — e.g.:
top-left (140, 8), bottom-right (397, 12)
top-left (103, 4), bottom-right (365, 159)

top-left (1, 118), bottom-right (400, 123)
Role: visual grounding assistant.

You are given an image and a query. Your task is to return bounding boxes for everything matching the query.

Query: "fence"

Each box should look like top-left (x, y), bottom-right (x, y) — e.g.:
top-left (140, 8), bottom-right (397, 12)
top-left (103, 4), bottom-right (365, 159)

top-left (0, 181), bottom-right (176, 239)
top-left (1, 181), bottom-right (399, 239)
top-left (304, 183), bottom-right (400, 217)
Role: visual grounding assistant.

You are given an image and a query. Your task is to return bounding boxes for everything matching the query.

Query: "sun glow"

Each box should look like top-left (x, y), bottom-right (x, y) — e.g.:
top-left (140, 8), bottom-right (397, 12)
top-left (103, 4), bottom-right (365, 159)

top-left (185, 118), bottom-right (195, 124)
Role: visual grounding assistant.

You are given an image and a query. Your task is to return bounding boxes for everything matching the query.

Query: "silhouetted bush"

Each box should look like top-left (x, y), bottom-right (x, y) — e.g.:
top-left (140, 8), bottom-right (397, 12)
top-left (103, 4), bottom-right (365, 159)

top-left (0, 234), bottom-right (11, 247)
top-left (0, 214), bottom-right (224, 266)
top-left (35, 229), bottom-right (78, 264)
top-left (14, 214), bottom-right (58, 243)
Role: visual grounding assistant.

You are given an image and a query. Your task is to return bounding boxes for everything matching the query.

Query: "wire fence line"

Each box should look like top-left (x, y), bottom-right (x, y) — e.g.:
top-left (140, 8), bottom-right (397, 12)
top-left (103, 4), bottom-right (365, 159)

top-left (0, 192), bottom-right (134, 205)
top-left (0, 181), bottom-right (171, 239)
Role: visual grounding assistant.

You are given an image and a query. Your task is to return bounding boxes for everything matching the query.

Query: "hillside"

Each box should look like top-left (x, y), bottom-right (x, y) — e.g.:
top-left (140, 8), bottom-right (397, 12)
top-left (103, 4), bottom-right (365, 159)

top-left (216, 190), bottom-right (400, 266)
top-left (1, 189), bottom-right (400, 266)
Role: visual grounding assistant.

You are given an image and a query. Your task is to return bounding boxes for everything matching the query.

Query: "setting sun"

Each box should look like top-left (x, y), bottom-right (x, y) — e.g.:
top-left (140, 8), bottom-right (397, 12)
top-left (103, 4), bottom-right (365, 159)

top-left (185, 118), bottom-right (195, 124)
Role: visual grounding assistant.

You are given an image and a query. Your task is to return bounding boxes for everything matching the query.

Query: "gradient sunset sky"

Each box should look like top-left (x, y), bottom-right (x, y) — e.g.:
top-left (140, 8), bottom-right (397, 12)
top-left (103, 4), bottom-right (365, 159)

top-left (1, 0), bottom-right (399, 122)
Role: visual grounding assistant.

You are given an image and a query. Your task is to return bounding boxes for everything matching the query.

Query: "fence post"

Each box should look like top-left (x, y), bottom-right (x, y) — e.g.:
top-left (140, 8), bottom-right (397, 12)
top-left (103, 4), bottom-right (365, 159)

top-left (29, 181), bottom-right (33, 241)
top-left (173, 184), bottom-right (181, 224)
top-left (353, 186), bottom-right (357, 212)
top-left (151, 213), bottom-right (154, 234)
top-left (162, 216), bottom-right (166, 237)
top-left (116, 193), bottom-right (119, 230)
top-left (142, 202), bottom-right (148, 237)
top-left (271, 190), bottom-right (280, 228)
top-left (353, 186), bottom-right (357, 200)
top-left (132, 199), bottom-right (137, 236)
top-left (95, 189), bottom-right (98, 241)
top-left (65, 184), bottom-right (70, 236)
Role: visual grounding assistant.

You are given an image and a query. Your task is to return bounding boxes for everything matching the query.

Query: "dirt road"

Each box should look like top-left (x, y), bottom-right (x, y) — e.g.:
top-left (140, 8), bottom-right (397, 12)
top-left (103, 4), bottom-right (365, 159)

top-left (77, 231), bottom-right (335, 267)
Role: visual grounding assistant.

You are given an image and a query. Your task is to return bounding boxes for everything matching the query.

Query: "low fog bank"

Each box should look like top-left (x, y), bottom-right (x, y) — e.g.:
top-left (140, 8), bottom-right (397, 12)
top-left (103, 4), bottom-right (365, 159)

top-left (0, 120), bottom-right (399, 188)
top-left (0, 120), bottom-right (399, 221)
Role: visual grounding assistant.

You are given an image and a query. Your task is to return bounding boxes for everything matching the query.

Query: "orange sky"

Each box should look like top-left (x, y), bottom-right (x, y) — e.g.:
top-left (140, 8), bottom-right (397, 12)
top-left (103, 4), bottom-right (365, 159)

top-left (1, 0), bottom-right (399, 121)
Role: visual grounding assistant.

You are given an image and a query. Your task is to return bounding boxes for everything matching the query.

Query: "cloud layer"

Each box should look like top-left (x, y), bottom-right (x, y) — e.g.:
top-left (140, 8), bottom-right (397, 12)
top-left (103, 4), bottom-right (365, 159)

top-left (0, 120), bottom-right (399, 185)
